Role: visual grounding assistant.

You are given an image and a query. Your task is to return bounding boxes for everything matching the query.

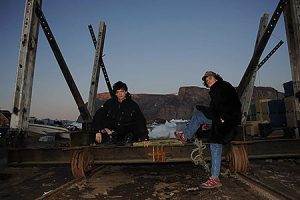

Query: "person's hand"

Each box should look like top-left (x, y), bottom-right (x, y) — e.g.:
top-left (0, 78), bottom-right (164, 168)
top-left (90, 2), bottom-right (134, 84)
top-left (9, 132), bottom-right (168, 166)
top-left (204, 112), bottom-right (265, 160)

top-left (104, 128), bottom-right (112, 134)
top-left (220, 118), bottom-right (224, 123)
top-left (143, 141), bottom-right (150, 147)
top-left (95, 133), bottom-right (102, 143)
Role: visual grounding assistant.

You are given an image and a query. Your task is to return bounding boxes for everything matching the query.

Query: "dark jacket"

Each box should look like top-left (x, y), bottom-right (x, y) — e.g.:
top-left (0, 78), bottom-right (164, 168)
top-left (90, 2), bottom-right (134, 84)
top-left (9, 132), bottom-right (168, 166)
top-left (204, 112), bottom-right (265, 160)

top-left (198, 80), bottom-right (241, 144)
top-left (93, 93), bottom-right (149, 141)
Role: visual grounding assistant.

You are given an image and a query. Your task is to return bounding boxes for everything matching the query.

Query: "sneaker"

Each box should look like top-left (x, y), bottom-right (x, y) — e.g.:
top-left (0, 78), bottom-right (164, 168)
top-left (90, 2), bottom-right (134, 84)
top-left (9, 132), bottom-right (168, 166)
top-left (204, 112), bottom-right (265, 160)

top-left (174, 132), bottom-right (188, 143)
top-left (200, 177), bottom-right (222, 189)
top-left (201, 123), bottom-right (211, 130)
top-left (201, 123), bottom-right (208, 130)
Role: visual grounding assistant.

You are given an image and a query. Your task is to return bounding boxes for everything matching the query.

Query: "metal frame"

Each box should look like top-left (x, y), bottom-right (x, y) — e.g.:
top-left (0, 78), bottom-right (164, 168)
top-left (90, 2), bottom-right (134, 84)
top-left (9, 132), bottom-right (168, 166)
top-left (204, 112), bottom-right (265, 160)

top-left (6, 0), bottom-right (300, 175)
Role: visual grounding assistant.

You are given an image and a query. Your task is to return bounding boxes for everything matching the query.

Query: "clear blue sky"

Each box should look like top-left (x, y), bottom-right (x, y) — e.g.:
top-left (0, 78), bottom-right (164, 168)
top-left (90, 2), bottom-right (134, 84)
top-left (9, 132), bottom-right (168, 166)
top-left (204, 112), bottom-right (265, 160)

top-left (0, 0), bottom-right (292, 121)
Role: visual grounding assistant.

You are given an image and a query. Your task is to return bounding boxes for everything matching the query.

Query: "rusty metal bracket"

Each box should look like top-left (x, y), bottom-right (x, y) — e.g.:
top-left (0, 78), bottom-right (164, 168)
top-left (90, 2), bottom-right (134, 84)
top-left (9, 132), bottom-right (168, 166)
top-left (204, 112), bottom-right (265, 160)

top-left (148, 146), bottom-right (166, 162)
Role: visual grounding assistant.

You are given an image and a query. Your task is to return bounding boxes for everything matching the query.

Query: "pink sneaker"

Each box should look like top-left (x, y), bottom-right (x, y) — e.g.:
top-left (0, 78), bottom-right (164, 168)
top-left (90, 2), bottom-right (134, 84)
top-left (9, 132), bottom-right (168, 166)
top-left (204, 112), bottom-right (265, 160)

top-left (200, 177), bottom-right (222, 189)
top-left (174, 132), bottom-right (188, 143)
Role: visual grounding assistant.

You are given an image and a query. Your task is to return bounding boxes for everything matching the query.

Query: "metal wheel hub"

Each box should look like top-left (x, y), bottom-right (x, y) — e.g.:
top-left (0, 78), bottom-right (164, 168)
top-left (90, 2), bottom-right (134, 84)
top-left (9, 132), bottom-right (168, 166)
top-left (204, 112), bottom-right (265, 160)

top-left (226, 144), bottom-right (249, 174)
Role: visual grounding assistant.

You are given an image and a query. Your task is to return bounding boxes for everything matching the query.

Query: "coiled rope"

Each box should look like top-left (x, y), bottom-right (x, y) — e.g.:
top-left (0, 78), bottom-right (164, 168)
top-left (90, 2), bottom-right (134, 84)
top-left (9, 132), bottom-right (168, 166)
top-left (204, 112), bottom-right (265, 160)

top-left (191, 138), bottom-right (210, 172)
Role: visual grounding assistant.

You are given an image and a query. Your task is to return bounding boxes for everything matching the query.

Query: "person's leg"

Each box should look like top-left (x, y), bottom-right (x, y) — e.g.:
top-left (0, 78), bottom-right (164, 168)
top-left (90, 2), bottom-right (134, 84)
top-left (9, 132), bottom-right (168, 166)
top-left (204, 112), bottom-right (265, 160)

top-left (183, 111), bottom-right (212, 139)
top-left (114, 125), bottom-right (126, 142)
top-left (210, 143), bottom-right (223, 179)
top-left (127, 123), bottom-right (148, 142)
top-left (200, 143), bottom-right (223, 188)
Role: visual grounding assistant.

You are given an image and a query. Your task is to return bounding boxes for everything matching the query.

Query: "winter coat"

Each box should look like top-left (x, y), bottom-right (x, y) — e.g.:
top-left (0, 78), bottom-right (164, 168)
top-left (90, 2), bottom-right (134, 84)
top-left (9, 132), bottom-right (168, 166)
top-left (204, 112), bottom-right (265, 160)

top-left (93, 92), bottom-right (149, 141)
top-left (197, 80), bottom-right (241, 144)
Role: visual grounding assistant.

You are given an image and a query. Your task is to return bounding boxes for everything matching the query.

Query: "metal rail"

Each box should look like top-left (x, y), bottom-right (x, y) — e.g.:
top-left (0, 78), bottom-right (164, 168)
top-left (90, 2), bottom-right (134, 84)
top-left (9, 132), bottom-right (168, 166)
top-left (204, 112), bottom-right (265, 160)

top-left (257, 40), bottom-right (284, 70)
top-left (7, 138), bottom-right (300, 164)
top-left (235, 172), bottom-right (294, 200)
top-left (34, 2), bottom-right (92, 130)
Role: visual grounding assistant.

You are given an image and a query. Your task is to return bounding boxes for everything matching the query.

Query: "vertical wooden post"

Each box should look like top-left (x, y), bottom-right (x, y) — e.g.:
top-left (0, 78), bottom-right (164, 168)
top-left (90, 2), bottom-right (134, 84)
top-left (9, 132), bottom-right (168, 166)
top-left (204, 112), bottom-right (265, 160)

top-left (283, 0), bottom-right (300, 125)
top-left (88, 22), bottom-right (106, 117)
top-left (10, 0), bottom-right (41, 147)
top-left (240, 14), bottom-right (269, 123)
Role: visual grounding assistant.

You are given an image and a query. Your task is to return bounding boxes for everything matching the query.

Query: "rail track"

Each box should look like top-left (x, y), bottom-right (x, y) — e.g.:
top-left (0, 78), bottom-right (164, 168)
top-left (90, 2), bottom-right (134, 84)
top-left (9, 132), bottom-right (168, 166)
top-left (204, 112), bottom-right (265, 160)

top-left (220, 163), bottom-right (296, 200)
top-left (233, 172), bottom-right (295, 200)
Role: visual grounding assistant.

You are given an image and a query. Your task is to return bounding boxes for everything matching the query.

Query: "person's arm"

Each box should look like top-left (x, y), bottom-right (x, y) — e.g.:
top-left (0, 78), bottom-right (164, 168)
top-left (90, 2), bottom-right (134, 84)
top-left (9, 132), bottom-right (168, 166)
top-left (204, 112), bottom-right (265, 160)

top-left (133, 103), bottom-right (150, 147)
top-left (216, 82), bottom-right (241, 125)
top-left (95, 128), bottom-right (113, 143)
top-left (93, 101), bottom-right (112, 143)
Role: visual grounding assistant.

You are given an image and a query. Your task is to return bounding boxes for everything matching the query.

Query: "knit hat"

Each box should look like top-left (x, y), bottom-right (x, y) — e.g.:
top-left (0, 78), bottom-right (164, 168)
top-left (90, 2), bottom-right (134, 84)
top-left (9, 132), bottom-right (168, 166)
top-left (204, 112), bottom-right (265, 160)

top-left (202, 71), bottom-right (217, 81)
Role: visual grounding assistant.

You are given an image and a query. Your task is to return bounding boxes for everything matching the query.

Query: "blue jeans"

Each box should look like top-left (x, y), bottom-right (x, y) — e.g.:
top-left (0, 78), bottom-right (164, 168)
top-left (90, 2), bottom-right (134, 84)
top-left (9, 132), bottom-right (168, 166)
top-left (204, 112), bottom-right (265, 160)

top-left (183, 111), bottom-right (212, 139)
top-left (210, 143), bottom-right (223, 177)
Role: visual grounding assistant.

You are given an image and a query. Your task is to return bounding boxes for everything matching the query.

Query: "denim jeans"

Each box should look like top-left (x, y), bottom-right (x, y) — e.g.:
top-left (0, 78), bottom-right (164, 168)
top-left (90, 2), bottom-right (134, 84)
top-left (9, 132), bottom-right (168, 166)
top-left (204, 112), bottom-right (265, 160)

top-left (210, 143), bottom-right (223, 177)
top-left (183, 111), bottom-right (212, 139)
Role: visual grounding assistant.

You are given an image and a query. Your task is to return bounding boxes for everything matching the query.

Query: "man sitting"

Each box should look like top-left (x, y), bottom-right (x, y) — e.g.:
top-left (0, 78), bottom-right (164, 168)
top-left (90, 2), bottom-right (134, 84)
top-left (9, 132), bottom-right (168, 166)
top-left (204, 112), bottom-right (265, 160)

top-left (93, 81), bottom-right (150, 147)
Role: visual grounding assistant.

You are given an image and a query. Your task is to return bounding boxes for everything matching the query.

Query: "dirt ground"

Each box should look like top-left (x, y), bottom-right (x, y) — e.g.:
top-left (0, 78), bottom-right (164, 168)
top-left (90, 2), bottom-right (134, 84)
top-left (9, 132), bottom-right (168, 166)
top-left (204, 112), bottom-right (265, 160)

top-left (0, 159), bottom-right (300, 200)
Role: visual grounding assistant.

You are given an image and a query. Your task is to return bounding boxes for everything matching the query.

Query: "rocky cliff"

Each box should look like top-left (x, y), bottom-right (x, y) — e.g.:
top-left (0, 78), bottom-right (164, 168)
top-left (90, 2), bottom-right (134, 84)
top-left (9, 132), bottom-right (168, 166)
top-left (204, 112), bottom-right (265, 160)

top-left (92, 86), bottom-right (284, 122)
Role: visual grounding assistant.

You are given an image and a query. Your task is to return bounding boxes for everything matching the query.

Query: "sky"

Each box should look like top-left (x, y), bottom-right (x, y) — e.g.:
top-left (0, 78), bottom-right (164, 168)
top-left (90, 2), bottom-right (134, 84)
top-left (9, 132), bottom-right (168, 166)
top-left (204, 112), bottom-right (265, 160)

top-left (0, 0), bottom-right (292, 121)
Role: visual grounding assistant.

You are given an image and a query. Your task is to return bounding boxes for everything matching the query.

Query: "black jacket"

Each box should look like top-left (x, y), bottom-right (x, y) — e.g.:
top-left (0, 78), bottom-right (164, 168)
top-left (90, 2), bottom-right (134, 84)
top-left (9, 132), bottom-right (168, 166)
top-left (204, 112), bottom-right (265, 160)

top-left (197, 80), bottom-right (241, 144)
top-left (93, 93), bottom-right (149, 141)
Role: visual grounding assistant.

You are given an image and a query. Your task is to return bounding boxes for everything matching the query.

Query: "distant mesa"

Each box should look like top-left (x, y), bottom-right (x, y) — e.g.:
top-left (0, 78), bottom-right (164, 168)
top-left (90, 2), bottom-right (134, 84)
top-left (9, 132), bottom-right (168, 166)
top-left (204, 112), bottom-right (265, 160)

top-left (78, 86), bottom-right (283, 123)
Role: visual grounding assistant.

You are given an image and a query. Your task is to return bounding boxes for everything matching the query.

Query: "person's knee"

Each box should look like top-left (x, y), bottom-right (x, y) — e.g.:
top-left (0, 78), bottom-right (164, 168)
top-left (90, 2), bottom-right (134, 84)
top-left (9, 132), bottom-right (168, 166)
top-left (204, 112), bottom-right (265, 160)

top-left (194, 111), bottom-right (206, 120)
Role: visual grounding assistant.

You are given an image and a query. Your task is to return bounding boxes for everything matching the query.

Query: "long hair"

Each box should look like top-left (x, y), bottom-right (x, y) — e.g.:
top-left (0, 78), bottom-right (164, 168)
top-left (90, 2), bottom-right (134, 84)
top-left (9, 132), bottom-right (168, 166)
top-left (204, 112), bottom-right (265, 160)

top-left (203, 74), bottom-right (223, 88)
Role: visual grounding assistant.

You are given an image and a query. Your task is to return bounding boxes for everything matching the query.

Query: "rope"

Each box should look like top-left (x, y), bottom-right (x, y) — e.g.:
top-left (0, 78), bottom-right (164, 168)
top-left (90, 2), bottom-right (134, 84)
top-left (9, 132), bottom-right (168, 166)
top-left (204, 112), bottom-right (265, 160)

top-left (191, 138), bottom-right (210, 172)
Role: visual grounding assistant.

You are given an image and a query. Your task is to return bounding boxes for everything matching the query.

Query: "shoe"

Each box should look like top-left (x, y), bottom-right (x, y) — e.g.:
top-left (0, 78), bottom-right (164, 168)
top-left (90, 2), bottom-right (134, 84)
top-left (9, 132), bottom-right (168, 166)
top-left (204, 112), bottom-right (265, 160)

top-left (201, 123), bottom-right (211, 130)
top-left (201, 123), bottom-right (208, 130)
top-left (124, 133), bottom-right (133, 146)
top-left (200, 177), bottom-right (222, 189)
top-left (108, 131), bottom-right (117, 144)
top-left (174, 132), bottom-right (188, 143)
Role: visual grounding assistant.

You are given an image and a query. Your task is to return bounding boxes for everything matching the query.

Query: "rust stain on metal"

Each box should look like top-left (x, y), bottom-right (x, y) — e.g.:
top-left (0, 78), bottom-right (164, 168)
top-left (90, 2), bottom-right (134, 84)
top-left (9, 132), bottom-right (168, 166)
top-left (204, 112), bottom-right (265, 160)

top-left (148, 146), bottom-right (166, 162)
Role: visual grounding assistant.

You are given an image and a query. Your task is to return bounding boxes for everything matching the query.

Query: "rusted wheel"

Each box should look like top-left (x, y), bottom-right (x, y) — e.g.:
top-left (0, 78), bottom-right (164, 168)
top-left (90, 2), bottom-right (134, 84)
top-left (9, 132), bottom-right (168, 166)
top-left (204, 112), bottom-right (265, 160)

top-left (80, 148), bottom-right (94, 178)
top-left (71, 150), bottom-right (82, 178)
top-left (226, 144), bottom-right (248, 174)
top-left (227, 145), bottom-right (237, 174)
top-left (237, 145), bottom-right (249, 173)
top-left (71, 148), bottom-right (94, 178)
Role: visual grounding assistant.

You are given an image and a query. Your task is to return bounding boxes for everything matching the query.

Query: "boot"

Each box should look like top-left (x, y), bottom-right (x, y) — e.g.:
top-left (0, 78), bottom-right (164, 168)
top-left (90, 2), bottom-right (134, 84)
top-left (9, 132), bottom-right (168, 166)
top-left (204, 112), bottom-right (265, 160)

top-left (107, 131), bottom-right (117, 145)
top-left (124, 133), bottom-right (133, 146)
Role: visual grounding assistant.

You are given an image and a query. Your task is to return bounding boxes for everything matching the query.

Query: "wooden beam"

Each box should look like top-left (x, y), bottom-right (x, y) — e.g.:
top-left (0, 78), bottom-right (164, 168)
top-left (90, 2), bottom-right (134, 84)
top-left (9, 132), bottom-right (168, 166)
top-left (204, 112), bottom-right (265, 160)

top-left (10, 0), bottom-right (41, 147)
top-left (88, 22), bottom-right (106, 117)
top-left (283, 0), bottom-right (300, 124)
top-left (240, 14), bottom-right (269, 122)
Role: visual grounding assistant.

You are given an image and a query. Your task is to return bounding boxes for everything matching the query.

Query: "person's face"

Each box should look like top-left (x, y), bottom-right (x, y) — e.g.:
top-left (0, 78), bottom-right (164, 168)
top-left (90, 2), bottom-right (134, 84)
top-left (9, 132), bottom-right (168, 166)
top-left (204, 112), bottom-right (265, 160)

top-left (205, 76), bottom-right (218, 88)
top-left (115, 89), bottom-right (127, 102)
